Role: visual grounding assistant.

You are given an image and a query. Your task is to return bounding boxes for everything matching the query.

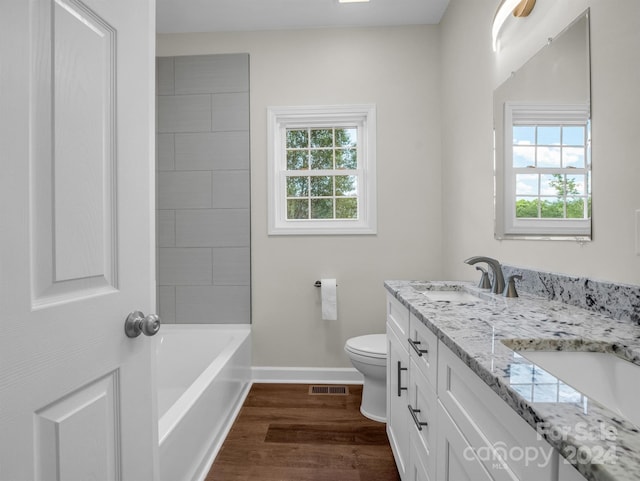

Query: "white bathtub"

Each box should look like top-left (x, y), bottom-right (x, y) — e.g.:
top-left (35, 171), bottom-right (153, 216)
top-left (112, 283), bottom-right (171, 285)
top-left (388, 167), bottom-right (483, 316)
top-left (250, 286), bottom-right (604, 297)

top-left (157, 324), bottom-right (251, 481)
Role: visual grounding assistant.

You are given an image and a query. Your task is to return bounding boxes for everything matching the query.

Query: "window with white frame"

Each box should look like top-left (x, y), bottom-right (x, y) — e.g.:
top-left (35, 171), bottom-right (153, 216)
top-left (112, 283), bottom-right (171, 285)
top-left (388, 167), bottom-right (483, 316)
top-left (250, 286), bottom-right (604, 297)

top-left (503, 103), bottom-right (591, 237)
top-left (267, 105), bottom-right (376, 235)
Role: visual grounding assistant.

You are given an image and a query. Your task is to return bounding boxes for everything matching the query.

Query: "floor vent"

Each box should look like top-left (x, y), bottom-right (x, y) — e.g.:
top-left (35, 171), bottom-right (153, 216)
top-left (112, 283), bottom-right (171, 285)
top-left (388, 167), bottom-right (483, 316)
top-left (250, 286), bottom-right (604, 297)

top-left (309, 385), bottom-right (349, 396)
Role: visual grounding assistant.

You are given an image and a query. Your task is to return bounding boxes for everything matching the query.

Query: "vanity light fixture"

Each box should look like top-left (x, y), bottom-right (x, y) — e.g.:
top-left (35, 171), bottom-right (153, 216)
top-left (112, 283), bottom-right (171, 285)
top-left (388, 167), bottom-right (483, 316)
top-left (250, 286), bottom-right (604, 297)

top-left (492, 0), bottom-right (536, 52)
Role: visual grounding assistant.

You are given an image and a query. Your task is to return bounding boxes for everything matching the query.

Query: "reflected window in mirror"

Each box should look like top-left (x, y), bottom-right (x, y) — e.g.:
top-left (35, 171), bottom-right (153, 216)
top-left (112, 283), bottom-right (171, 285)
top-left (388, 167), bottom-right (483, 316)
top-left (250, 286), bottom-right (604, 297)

top-left (503, 103), bottom-right (591, 237)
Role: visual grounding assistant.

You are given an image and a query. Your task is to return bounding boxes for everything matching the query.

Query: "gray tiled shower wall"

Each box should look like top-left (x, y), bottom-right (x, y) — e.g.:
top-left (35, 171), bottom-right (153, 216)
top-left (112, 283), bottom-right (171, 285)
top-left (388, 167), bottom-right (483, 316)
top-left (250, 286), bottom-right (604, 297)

top-left (156, 54), bottom-right (250, 324)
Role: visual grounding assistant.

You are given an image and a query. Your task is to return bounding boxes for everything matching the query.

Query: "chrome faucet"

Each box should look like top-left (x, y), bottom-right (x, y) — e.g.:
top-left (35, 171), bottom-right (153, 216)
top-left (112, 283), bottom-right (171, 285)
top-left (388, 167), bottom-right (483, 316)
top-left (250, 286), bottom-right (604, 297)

top-left (464, 256), bottom-right (505, 295)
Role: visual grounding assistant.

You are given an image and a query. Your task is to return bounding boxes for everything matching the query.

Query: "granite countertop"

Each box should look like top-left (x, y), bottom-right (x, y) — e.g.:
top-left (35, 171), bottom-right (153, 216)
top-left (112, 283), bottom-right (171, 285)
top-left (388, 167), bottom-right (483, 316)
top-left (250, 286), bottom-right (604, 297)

top-left (384, 280), bottom-right (640, 481)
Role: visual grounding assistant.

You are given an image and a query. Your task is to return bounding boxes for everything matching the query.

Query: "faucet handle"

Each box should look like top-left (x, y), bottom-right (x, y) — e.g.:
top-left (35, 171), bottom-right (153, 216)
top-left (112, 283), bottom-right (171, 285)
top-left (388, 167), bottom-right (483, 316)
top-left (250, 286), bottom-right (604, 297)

top-left (503, 275), bottom-right (522, 298)
top-left (475, 266), bottom-right (492, 289)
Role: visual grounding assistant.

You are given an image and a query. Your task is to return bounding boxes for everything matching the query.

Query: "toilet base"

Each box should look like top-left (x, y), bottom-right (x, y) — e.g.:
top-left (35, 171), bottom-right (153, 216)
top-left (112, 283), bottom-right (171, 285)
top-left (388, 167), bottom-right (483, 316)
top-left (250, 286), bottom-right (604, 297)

top-left (359, 376), bottom-right (386, 423)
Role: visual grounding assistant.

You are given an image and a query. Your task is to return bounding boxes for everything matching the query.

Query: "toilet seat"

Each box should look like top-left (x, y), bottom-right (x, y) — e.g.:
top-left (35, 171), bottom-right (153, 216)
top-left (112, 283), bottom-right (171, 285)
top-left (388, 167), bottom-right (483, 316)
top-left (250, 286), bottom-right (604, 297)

top-left (345, 334), bottom-right (386, 359)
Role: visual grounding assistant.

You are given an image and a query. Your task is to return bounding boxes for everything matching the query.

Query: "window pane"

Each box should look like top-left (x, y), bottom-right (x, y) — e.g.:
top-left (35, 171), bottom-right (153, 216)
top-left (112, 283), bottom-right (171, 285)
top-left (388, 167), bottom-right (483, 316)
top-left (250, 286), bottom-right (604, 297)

top-left (286, 176), bottom-right (308, 197)
top-left (566, 198), bottom-right (585, 218)
top-left (562, 126), bottom-right (585, 146)
top-left (311, 199), bottom-right (333, 219)
top-left (287, 199), bottom-right (308, 219)
top-left (537, 126), bottom-right (561, 145)
top-left (540, 174), bottom-right (562, 197)
top-left (515, 174), bottom-right (538, 195)
top-left (541, 199), bottom-right (564, 218)
top-left (310, 149), bottom-right (333, 169)
top-left (513, 146), bottom-right (535, 167)
top-left (335, 128), bottom-right (357, 147)
top-left (335, 148), bottom-right (357, 169)
top-left (516, 197), bottom-right (539, 218)
top-left (335, 175), bottom-right (357, 196)
top-left (310, 176), bottom-right (333, 196)
top-left (536, 146), bottom-right (561, 168)
top-left (513, 126), bottom-right (535, 145)
top-left (567, 174), bottom-right (586, 195)
top-left (336, 198), bottom-right (357, 219)
top-left (287, 129), bottom-right (308, 149)
top-left (287, 150), bottom-right (308, 170)
top-left (310, 129), bottom-right (333, 148)
top-left (562, 147), bottom-right (585, 168)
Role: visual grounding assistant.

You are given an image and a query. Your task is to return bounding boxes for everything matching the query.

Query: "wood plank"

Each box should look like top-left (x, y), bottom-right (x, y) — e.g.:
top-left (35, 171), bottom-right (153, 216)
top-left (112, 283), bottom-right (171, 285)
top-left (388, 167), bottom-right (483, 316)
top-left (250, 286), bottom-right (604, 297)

top-left (264, 423), bottom-right (389, 446)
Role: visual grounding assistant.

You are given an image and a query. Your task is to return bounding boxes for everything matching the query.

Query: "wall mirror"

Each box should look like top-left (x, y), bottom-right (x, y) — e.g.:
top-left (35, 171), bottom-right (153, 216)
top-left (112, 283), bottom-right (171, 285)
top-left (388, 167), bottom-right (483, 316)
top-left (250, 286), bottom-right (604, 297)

top-left (494, 10), bottom-right (591, 241)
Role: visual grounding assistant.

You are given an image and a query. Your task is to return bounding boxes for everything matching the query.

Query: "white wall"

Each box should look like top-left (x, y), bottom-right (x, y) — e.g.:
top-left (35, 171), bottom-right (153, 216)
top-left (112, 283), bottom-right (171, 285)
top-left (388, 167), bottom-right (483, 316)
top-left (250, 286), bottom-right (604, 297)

top-left (157, 26), bottom-right (443, 367)
top-left (440, 0), bottom-right (640, 286)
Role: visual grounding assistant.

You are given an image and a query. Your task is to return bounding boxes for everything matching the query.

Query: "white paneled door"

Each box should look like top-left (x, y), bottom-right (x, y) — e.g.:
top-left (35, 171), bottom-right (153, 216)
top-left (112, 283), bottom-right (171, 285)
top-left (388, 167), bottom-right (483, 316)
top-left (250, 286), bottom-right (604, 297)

top-left (0, 1), bottom-right (157, 480)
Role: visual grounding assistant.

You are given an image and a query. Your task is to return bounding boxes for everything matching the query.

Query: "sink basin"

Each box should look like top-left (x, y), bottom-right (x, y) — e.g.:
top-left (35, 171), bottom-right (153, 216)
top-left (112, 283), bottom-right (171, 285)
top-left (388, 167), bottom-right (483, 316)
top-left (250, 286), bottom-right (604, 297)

top-left (423, 290), bottom-right (481, 303)
top-left (514, 350), bottom-right (640, 426)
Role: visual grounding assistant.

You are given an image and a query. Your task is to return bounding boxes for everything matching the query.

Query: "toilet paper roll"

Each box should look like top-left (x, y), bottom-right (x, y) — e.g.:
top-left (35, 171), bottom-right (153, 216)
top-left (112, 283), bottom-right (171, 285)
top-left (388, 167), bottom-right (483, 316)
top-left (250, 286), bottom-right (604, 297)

top-left (320, 278), bottom-right (337, 321)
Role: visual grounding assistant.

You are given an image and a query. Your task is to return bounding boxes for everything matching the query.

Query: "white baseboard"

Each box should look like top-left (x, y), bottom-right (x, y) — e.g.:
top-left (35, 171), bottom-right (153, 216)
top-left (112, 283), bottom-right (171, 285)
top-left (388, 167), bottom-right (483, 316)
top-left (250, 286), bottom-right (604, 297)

top-left (251, 366), bottom-right (363, 384)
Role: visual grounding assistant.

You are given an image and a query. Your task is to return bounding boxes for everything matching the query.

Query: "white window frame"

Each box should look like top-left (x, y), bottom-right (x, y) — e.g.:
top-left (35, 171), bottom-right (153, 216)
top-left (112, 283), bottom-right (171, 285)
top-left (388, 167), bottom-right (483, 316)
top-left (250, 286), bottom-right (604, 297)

top-left (503, 102), bottom-right (591, 237)
top-left (267, 104), bottom-right (377, 235)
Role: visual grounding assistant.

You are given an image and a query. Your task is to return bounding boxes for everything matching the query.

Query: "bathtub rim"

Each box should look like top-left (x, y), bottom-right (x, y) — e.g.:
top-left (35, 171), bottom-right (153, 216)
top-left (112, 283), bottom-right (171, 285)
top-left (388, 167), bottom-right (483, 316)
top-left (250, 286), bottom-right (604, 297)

top-left (157, 324), bottom-right (251, 446)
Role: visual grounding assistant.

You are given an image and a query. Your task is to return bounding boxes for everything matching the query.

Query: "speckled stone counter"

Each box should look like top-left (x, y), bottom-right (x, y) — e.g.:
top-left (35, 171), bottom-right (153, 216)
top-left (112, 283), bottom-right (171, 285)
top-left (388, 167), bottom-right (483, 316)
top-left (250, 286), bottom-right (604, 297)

top-left (384, 280), bottom-right (640, 481)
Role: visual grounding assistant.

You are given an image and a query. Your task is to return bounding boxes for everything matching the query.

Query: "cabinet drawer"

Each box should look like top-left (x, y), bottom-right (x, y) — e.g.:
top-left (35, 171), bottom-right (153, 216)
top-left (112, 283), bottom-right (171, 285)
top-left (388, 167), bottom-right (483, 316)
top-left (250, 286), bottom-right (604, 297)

top-left (387, 293), bottom-right (410, 343)
top-left (408, 361), bottom-right (437, 481)
top-left (408, 313), bottom-right (438, 390)
top-left (437, 343), bottom-right (556, 481)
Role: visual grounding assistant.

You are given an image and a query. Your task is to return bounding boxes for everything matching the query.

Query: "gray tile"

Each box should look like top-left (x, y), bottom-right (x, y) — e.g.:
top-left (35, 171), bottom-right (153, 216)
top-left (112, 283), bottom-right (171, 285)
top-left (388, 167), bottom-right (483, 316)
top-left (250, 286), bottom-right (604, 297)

top-left (175, 209), bottom-right (250, 247)
top-left (174, 131), bottom-right (250, 171)
top-left (176, 285), bottom-right (251, 323)
top-left (158, 248), bottom-right (212, 285)
top-left (174, 54), bottom-right (249, 95)
top-left (157, 95), bottom-right (212, 133)
top-left (156, 57), bottom-right (174, 96)
top-left (212, 247), bottom-right (250, 286)
top-left (157, 171), bottom-right (212, 209)
top-left (212, 171), bottom-right (250, 209)
top-left (157, 210), bottom-right (175, 247)
top-left (158, 286), bottom-right (176, 323)
top-left (212, 92), bottom-right (249, 132)
top-left (157, 134), bottom-right (175, 171)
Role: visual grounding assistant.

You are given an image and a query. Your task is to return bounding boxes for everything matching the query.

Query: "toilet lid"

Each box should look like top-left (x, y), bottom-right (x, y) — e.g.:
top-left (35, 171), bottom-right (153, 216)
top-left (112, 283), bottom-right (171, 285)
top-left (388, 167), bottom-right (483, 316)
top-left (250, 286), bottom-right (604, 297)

top-left (345, 334), bottom-right (387, 359)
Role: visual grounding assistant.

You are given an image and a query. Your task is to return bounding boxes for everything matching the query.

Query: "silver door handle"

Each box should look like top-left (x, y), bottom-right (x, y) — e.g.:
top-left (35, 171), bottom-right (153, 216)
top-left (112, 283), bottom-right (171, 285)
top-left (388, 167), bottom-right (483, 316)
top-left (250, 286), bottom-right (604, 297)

top-left (124, 311), bottom-right (161, 338)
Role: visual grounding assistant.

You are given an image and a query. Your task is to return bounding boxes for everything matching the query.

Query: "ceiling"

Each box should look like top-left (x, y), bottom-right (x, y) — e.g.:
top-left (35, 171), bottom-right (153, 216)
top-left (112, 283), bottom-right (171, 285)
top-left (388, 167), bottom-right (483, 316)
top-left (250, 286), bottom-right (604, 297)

top-left (156, 0), bottom-right (450, 34)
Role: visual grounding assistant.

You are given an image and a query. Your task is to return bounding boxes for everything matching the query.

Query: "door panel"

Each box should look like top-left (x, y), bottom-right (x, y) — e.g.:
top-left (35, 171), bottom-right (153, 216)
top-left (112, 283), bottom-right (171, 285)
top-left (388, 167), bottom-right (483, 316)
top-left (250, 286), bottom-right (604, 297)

top-left (34, 372), bottom-right (120, 481)
top-left (31, 0), bottom-right (118, 305)
top-left (0, 0), bottom-right (157, 480)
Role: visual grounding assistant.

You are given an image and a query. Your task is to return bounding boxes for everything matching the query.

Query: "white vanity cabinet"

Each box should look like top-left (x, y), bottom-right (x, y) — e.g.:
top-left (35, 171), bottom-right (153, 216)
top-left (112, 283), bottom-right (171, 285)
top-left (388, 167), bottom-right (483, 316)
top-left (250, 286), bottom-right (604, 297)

top-left (385, 291), bottom-right (587, 481)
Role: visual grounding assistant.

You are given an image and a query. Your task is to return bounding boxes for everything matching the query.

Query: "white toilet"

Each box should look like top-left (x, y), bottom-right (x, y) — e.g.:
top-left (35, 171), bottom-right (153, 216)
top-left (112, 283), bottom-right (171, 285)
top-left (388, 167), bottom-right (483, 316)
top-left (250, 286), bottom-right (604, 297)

top-left (344, 333), bottom-right (387, 422)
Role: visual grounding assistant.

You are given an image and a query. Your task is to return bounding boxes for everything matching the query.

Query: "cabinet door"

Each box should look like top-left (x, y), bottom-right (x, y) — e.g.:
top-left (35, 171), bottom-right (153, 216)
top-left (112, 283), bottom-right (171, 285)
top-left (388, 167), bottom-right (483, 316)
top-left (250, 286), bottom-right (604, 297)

top-left (387, 325), bottom-right (410, 480)
top-left (408, 360), bottom-right (437, 481)
top-left (436, 402), bottom-right (496, 481)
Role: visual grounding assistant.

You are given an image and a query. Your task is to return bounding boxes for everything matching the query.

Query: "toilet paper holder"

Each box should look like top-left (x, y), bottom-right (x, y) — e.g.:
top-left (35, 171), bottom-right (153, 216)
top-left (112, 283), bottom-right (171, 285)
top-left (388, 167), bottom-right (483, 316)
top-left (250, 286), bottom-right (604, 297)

top-left (314, 280), bottom-right (338, 287)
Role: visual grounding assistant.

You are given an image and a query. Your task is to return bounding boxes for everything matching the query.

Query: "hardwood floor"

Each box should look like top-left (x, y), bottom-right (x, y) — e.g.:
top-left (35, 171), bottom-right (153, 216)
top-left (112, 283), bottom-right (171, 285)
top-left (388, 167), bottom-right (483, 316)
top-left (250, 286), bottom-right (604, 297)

top-left (205, 383), bottom-right (401, 481)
